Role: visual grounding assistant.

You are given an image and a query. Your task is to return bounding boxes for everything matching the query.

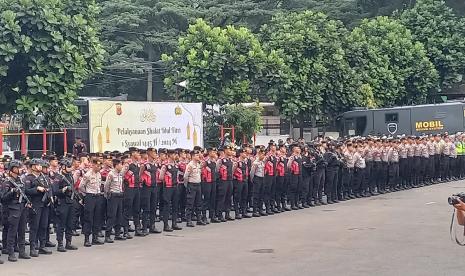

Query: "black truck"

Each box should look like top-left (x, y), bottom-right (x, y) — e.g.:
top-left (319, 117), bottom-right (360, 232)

top-left (340, 102), bottom-right (465, 137)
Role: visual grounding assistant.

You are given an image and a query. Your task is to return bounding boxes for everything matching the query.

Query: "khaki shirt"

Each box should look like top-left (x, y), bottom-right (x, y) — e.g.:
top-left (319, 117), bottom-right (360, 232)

top-left (79, 170), bottom-right (102, 195)
top-left (184, 161), bottom-right (202, 184)
top-left (104, 169), bottom-right (124, 194)
top-left (388, 147), bottom-right (399, 163)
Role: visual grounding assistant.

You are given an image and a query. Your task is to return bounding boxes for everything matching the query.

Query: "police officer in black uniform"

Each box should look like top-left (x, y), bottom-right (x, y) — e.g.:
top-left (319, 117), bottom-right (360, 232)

top-left (25, 158), bottom-right (53, 257)
top-left (324, 142), bottom-right (341, 204)
top-left (52, 159), bottom-right (79, 252)
top-left (0, 160), bottom-right (31, 262)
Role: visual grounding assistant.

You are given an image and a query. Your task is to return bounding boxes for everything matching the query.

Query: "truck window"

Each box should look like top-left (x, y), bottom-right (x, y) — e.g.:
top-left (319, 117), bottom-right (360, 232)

top-left (385, 113), bottom-right (398, 123)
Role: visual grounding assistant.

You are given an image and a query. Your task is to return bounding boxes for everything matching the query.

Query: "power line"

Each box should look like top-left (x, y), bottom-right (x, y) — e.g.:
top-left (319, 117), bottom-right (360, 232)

top-left (84, 78), bottom-right (147, 87)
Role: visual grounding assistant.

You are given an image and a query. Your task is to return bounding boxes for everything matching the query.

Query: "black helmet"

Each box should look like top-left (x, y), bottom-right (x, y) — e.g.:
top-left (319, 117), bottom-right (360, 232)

top-left (29, 158), bottom-right (42, 166)
top-left (59, 158), bottom-right (73, 167)
top-left (40, 159), bottom-right (50, 168)
top-left (7, 160), bottom-right (22, 170)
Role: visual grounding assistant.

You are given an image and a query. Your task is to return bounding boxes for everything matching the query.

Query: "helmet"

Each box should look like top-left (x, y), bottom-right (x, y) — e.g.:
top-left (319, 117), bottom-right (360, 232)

top-left (29, 158), bottom-right (42, 166)
top-left (40, 159), bottom-right (50, 168)
top-left (7, 160), bottom-right (22, 170)
top-left (59, 158), bottom-right (73, 167)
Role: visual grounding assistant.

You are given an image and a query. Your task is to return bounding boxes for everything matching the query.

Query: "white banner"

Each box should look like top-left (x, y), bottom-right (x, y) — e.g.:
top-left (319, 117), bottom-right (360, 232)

top-left (89, 101), bottom-right (203, 152)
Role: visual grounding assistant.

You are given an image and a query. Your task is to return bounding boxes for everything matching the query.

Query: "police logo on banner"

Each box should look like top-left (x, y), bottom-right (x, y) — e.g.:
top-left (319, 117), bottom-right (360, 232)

top-left (387, 123), bottom-right (398, 135)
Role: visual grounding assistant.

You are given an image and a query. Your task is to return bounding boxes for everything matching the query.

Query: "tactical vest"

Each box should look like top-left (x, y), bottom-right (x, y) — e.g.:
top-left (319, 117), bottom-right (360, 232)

top-left (218, 158), bottom-right (233, 181)
top-left (164, 164), bottom-right (179, 188)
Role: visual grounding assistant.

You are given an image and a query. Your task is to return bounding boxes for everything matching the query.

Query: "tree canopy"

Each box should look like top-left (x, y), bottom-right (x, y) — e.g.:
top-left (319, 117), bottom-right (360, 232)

top-left (0, 0), bottom-right (104, 127)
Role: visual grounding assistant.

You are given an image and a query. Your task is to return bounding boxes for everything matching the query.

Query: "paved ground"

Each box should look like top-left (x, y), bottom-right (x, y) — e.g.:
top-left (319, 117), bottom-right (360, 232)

top-left (2, 181), bottom-right (465, 276)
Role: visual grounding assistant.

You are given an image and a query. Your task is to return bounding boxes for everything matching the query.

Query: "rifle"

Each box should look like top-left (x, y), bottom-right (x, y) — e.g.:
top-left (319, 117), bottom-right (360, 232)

top-left (38, 173), bottom-right (54, 206)
top-left (61, 173), bottom-right (83, 205)
top-left (7, 177), bottom-right (37, 214)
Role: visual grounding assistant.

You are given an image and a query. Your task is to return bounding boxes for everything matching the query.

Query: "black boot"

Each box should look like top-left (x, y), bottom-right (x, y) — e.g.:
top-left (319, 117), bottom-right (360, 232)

top-left (115, 235), bottom-right (126, 241)
top-left (84, 236), bottom-right (92, 247)
top-left (65, 241), bottom-right (78, 250)
top-left (92, 236), bottom-right (104, 245)
top-left (45, 240), bottom-right (56, 248)
top-left (196, 215), bottom-right (206, 226)
top-left (38, 246), bottom-right (52, 255)
top-left (163, 223), bottom-right (173, 232)
top-left (172, 223), bottom-right (182, 230)
top-left (8, 253), bottom-right (16, 262)
top-left (57, 242), bottom-right (67, 252)
top-left (225, 212), bottom-right (235, 221)
top-left (18, 249), bottom-right (31, 259)
top-left (135, 227), bottom-right (145, 237)
top-left (30, 244), bottom-right (39, 257)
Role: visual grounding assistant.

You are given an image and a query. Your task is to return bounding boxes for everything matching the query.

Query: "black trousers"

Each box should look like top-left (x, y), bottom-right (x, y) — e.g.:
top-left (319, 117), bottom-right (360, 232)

top-left (106, 194), bottom-right (123, 237)
top-left (233, 180), bottom-right (248, 214)
top-left (186, 183), bottom-right (202, 221)
top-left (314, 168), bottom-right (325, 201)
top-left (263, 175), bottom-right (274, 210)
top-left (247, 178), bottom-right (254, 209)
top-left (201, 182), bottom-right (215, 217)
top-left (55, 202), bottom-right (74, 243)
top-left (388, 163), bottom-right (399, 189)
top-left (162, 186), bottom-right (179, 226)
top-left (372, 162), bottom-right (382, 191)
top-left (427, 156), bottom-right (435, 180)
top-left (449, 157), bottom-right (457, 179)
top-left (252, 177), bottom-right (264, 211)
top-left (364, 162), bottom-right (373, 192)
top-left (72, 198), bottom-right (84, 230)
top-left (99, 195), bottom-right (107, 230)
top-left (434, 155), bottom-right (441, 179)
top-left (123, 188), bottom-right (140, 230)
top-left (301, 175), bottom-right (311, 204)
top-left (288, 174), bottom-right (301, 206)
top-left (441, 155), bottom-right (450, 179)
top-left (352, 168), bottom-right (364, 194)
top-left (399, 158), bottom-right (408, 185)
top-left (177, 184), bottom-right (187, 219)
top-left (149, 186), bottom-right (158, 226)
top-left (5, 205), bottom-right (27, 254)
top-left (342, 168), bottom-right (353, 196)
top-left (83, 195), bottom-right (103, 237)
top-left (29, 205), bottom-right (49, 249)
top-left (458, 155), bottom-right (465, 178)
top-left (216, 180), bottom-right (233, 214)
top-left (380, 161), bottom-right (389, 191)
top-left (156, 184), bottom-right (163, 217)
top-left (270, 175), bottom-right (277, 207)
top-left (275, 176), bottom-right (286, 207)
top-left (140, 185), bottom-right (152, 229)
top-left (325, 168), bottom-right (338, 201)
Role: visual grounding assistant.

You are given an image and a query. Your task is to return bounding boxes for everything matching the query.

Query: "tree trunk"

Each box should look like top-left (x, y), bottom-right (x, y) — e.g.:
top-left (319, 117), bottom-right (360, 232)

top-left (311, 115), bottom-right (318, 140)
top-left (299, 115), bottom-right (304, 139)
top-left (146, 66), bottom-right (153, 102)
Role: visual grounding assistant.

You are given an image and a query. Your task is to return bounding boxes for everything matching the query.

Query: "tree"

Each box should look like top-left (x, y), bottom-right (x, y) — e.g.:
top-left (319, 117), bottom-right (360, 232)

top-left (162, 19), bottom-right (270, 106)
top-left (347, 16), bottom-right (438, 107)
top-left (223, 104), bottom-right (263, 144)
top-left (260, 11), bottom-right (362, 132)
top-left (0, 0), bottom-right (104, 127)
top-left (400, 0), bottom-right (465, 90)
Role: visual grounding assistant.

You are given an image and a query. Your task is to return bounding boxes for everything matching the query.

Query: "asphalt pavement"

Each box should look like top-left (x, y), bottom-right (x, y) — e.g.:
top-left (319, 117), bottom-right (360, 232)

top-left (2, 181), bottom-right (465, 276)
